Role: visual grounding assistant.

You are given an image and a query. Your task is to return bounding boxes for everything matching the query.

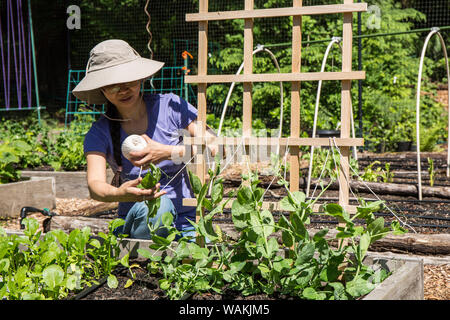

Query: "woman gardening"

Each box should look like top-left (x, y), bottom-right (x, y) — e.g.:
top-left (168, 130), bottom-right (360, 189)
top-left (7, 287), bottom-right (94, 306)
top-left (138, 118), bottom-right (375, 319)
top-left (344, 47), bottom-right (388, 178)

top-left (72, 39), bottom-right (218, 240)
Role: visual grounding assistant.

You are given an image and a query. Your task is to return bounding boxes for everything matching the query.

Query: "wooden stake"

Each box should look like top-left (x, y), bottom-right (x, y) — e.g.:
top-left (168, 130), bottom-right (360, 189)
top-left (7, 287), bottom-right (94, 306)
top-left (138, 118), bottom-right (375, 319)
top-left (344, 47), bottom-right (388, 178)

top-left (339, 0), bottom-right (353, 210)
top-left (242, 0), bottom-right (254, 182)
top-left (290, 0), bottom-right (302, 193)
top-left (196, 0), bottom-right (208, 247)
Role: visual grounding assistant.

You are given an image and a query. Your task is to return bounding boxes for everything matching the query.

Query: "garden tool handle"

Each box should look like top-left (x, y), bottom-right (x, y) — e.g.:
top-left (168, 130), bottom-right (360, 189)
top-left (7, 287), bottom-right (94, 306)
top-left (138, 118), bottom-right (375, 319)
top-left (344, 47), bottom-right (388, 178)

top-left (19, 206), bottom-right (57, 229)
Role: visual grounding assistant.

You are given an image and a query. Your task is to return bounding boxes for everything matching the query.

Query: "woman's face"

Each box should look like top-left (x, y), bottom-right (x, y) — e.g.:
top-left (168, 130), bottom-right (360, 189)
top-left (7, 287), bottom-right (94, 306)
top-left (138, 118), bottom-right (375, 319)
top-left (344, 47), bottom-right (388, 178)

top-left (101, 80), bottom-right (142, 108)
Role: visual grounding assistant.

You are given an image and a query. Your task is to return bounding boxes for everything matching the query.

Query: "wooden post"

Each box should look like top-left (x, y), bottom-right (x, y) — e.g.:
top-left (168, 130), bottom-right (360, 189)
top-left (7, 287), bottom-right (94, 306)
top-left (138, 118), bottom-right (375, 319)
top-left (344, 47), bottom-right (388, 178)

top-left (339, 0), bottom-right (353, 209)
top-left (197, 0), bottom-right (208, 187)
top-left (290, 0), bottom-right (302, 192)
top-left (338, 0), bottom-right (354, 249)
top-left (196, 0), bottom-right (208, 246)
top-left (242, 0), bottom-right (254, 178)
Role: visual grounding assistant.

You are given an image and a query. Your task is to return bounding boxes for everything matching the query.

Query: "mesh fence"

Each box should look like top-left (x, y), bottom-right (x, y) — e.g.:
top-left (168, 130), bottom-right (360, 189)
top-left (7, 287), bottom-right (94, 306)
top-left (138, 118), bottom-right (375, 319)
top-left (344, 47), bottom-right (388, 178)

top-left (13, 1), bottom-right (449, 140)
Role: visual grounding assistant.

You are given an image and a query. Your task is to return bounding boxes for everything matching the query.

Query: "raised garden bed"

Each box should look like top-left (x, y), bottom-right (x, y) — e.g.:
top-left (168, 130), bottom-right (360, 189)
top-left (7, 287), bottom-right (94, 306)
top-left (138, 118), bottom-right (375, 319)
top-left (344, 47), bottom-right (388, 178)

top-left (0, 177), bottom-right (55, 218)
top-left (70, 245), bottom-right (423, 300)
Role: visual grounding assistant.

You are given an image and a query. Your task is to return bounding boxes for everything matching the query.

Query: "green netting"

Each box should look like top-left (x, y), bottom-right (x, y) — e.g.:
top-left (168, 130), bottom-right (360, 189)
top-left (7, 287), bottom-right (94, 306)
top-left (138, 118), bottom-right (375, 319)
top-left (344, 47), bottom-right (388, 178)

top-left (43, 0), bottom-right (448, 143)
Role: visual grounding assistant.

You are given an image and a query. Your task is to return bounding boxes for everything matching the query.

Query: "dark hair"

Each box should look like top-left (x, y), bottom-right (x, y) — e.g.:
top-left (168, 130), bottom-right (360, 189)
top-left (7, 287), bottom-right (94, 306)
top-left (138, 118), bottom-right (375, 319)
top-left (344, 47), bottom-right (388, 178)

top-left (105, 101), bottom-right (123, 186)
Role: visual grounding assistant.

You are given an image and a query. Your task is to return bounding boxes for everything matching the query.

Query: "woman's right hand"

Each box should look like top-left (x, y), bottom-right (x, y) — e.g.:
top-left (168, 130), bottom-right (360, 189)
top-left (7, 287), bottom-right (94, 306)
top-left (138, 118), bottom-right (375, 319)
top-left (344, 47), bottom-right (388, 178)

top-left (115, 177), bottom-right (166, 202)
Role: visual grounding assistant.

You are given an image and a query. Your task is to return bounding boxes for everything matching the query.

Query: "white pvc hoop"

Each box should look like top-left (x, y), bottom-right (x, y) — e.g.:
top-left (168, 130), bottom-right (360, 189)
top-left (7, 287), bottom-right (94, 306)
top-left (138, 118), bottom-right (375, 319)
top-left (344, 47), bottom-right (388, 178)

top-left (306, 37), bottom-right (358, 197)
top-left (209, 45), bottom-right (285, 195)
top-left (218, 45), bottom-right (284, 148)
top-left (415, 28), bottom-right (450, 200)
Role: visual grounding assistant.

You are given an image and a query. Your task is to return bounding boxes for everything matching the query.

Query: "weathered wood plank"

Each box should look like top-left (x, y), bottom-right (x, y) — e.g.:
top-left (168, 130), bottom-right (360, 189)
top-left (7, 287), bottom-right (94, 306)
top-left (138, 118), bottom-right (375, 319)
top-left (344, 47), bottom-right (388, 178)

top-left (185, 71), bottom-right (366, 84)
top-left (183, 136), bottom-right (364, 147)
top-left (186, 3), bottom-right (367, 22)
top-left (0, 177), bottom-right (56, 218)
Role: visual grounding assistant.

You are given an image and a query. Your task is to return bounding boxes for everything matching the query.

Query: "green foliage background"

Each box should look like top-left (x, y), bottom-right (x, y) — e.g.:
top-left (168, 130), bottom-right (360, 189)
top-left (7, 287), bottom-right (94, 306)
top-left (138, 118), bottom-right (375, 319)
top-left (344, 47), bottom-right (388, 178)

top-left (1, 0), bottom-right (448, 180)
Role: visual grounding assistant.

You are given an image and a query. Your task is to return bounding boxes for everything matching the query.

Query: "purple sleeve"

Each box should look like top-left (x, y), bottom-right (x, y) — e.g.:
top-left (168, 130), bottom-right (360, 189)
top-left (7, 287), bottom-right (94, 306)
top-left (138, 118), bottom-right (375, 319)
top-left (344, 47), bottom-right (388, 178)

top-left (83, 120), bottom-right (110, 155)
top-left (168, 94), bottom-right (198, 129)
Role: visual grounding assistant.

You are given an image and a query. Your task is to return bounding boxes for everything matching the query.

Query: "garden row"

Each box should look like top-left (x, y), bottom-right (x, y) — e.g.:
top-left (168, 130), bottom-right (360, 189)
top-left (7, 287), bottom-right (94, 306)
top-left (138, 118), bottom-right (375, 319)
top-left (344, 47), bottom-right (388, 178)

top-left (1, 165), bottom-right (417, 300)
top-left (0, 113), bottom-right (445, 191)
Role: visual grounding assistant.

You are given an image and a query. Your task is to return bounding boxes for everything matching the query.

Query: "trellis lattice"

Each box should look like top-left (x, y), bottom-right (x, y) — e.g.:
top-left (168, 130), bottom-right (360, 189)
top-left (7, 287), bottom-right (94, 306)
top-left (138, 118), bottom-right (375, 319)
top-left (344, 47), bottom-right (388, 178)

top-left (182, 1), bottom-right (367, 225)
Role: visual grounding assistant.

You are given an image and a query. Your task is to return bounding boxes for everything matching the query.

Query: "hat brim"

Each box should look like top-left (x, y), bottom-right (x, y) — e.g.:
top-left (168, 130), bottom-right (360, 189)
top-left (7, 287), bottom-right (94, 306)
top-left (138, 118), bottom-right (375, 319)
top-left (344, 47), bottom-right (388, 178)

top-left (72, 57), bottom-right (165, 105)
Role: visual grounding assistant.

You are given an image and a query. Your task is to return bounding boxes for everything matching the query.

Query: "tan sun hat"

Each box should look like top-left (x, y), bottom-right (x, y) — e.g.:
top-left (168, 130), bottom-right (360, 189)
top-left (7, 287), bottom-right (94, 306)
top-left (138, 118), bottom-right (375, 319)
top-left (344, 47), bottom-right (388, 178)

top-left (72, 39), bottom-right (164, 105)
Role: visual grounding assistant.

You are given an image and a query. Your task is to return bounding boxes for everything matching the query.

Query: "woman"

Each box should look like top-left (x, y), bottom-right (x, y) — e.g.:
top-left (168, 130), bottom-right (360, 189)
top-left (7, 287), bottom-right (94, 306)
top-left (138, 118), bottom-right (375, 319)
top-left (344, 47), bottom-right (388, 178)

top-left (72, 39), bottom-right (217, 240)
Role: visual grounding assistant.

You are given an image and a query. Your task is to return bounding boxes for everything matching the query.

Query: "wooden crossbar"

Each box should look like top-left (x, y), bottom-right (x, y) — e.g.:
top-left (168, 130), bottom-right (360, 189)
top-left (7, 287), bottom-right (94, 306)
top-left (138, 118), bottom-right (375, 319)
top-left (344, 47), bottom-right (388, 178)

top-left (183, 198), bottom-right (359, 215)
top-left (186, 3), bottom-right (367, 22)
top-left (185, 71), bottom-right (365, 84)
top-left (183, 137), bottom-right (364, 147)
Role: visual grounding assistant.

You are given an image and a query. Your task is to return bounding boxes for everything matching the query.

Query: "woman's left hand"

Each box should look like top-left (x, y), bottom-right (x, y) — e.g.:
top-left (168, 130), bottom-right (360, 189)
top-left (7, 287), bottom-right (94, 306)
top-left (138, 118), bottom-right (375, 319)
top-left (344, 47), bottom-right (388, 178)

top-left (128, 134), bottom-right (171, 167)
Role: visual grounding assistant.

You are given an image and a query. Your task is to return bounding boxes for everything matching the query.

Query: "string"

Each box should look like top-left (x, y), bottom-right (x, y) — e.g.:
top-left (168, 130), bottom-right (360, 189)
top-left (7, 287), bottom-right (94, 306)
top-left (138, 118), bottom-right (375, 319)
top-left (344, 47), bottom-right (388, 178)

top-left (331, 137), bottom-right (417, 233)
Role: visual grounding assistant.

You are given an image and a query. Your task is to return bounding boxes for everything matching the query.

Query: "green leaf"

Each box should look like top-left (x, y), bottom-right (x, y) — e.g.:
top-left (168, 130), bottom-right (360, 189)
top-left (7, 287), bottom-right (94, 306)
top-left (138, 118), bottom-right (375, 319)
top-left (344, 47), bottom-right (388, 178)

top-left (23, 218), bottom-right (39, 238)
top-left (159, 279), bottom-right (171, 291)
top-left (328, 282), bottom-right (348, 300)
top-left (273, 258), bottom-right (292, 273)
top-left (120, 253), bottom-right (130, 268)
top-left (291, 212), bottom-right (308, 240)
top-left (257, 263), bottom-right (271, 276)
top-left (295, 242), bottom-right (315, 266)
top-left (42, 265), bottom-right (64, 290)
top-left (346, 276), bottom-right (375, 298)
top-left (278, 215), bottom-right (294, 247)
top-left (319, 254), bottom-right (344, 282)
top-left (161, 211), bottom-right (174, 227)
top-left (124, 279), bottom-right (134, 288)
top-left (41, 249), bottom-right (58, 265)
top-left (139, 163), bottom-right (161, 189)
top-left (89, 238), bottom-right (101, 249)
top-left (211, 181), bottom-right (223, 204)
top-left (280, 196), bottom-right (296, 212)
top-left (323, 203), bottom-right (351, 222)
top-left (231, 199), bottom-right (252, 231)
top-left (66, 275), bottom-right (78, 291)
top-left (152, 234), bottom-right (172, 247)
top-left (194, 279), bottom-right (210, 291)
top-left (368, 217), bottom-right (389, 241)
top-left (107, 274), bottom-right (118, 289)
top-left (313, 228), bottom-right (329, 241)
top-left (302, 287), bottom-right (326, 300)
top-left (0, 258), bottom-right (10, 272)
top-left (196, 215), bottom-right (218, 241)
top-left (237, 186), bottom-right (253, 204)
top-left (390, 220), bottom-right (407, 235)
top-left (358, 233), bottom-right (371, 261)
top-left (188, 170), bottom-right (202, 195)
top-left (266, 237), bottom-right (279, 259)
top-left (189, 243), bottom-right (209, 260)
top-left (109, 218), bottom-right (125, 233)
top-left (230, 260), bottom-right (246, 272)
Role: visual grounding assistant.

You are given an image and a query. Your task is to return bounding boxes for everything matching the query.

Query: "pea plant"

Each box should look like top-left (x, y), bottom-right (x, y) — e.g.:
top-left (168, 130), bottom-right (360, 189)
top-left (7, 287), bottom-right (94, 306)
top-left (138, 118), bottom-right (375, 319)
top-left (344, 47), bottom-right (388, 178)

top-left (137, 159), bottom-right (407, 300)
top-left (137, 163), bottom-right (162, 220)
top-left (137, 160), bottom-right (231, 299)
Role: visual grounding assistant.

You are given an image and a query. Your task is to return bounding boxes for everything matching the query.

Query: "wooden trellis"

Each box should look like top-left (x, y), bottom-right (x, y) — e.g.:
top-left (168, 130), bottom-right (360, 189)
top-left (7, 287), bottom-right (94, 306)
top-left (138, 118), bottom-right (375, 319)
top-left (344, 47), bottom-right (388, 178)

top-left (183, 0), bottom-right (367, 217)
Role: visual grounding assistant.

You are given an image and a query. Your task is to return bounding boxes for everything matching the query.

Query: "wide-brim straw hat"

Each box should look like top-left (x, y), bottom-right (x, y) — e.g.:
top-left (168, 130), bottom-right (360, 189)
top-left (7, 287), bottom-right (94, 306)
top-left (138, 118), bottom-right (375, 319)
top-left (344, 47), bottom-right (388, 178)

top-left (72, 39), bottom-right (164, 105)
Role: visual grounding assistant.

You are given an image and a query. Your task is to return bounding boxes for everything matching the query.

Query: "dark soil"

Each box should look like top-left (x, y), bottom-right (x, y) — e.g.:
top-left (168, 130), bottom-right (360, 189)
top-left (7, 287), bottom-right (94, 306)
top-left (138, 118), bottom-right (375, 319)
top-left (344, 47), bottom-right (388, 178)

top-left (76, 261), bottom-right (298, 301)
top-left (76, 261), bottom-right (167, 300)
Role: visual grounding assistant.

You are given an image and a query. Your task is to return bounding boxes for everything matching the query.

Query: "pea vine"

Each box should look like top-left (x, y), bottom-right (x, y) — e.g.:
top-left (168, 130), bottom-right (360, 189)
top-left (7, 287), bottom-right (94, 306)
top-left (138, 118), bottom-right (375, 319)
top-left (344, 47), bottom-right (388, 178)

top-left (138, 158), bottom-right (407, 300)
